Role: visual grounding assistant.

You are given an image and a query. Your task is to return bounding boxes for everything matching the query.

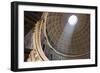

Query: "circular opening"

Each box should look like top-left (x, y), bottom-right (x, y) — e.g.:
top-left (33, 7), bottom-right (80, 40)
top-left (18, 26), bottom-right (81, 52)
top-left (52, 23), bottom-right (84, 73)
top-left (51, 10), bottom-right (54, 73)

top-left (68, 15), bottom-right (78, 25)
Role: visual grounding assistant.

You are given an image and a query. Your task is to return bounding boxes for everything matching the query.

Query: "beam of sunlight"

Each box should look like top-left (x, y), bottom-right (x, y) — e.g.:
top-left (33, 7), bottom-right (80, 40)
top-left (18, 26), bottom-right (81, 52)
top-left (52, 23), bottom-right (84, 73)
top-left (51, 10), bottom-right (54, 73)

top-left (55, 15), bottom-right (78, 59)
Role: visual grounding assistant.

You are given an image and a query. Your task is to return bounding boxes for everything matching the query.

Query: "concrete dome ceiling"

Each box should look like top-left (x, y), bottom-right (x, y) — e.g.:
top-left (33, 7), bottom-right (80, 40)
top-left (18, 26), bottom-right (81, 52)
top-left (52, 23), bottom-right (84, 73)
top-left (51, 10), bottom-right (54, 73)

top-left (24, 11), bottom-right (90, 61)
